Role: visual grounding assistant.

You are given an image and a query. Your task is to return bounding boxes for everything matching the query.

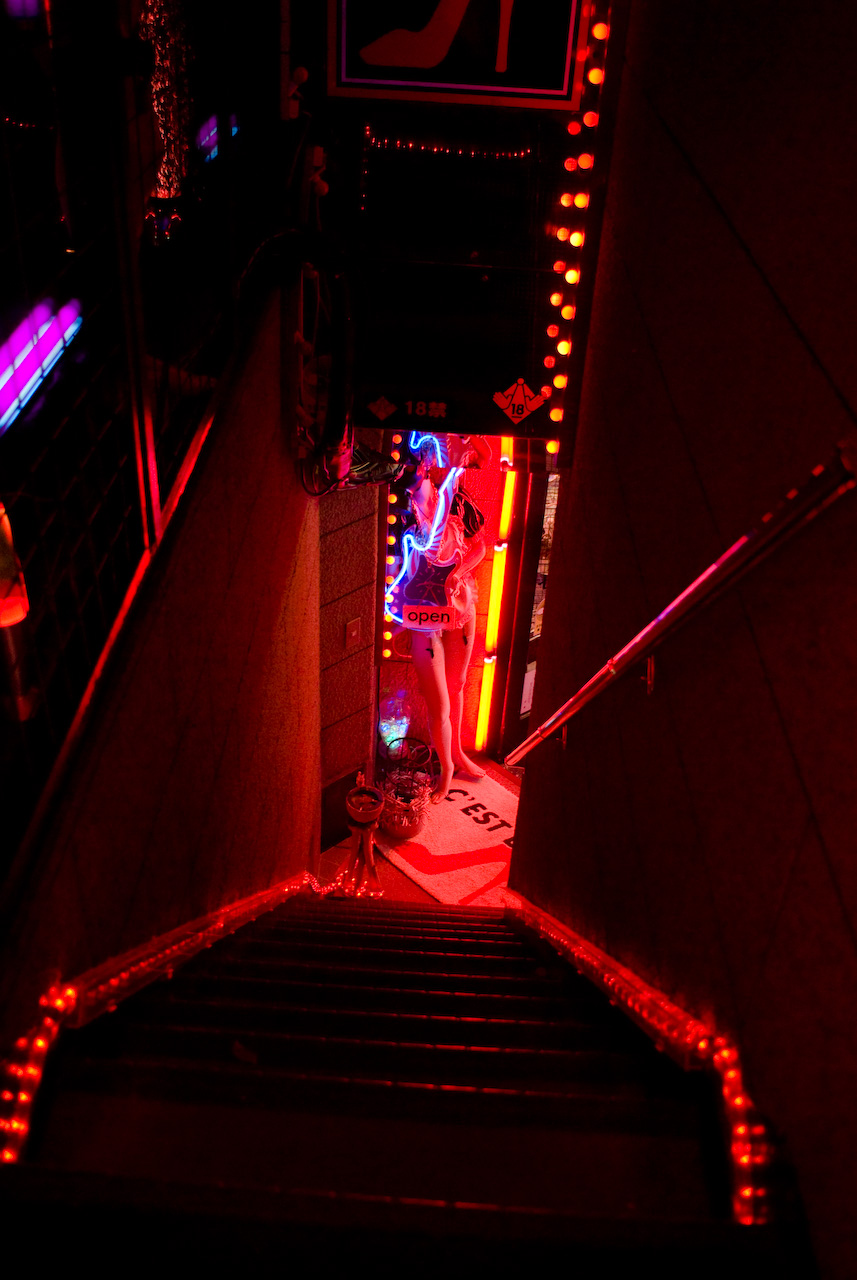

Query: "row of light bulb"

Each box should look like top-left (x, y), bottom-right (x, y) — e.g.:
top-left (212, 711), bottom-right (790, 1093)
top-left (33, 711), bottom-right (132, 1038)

top-left (542, 13), bottom-right (611, 431)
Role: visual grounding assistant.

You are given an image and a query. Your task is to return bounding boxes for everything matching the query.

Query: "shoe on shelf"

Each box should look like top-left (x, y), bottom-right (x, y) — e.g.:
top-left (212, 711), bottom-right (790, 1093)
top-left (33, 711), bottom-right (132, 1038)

top-left (346, 440), bottom-right (406, 487)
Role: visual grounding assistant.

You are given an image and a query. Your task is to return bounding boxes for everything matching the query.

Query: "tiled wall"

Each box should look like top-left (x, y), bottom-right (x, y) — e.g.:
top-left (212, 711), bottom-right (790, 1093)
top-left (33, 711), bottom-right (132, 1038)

top-left (320, 484), bottom-right (378, 812)
top-left (511, 5), bottom-right (857, 1277)
top-left (1, 291), bottom-right (321, 1043)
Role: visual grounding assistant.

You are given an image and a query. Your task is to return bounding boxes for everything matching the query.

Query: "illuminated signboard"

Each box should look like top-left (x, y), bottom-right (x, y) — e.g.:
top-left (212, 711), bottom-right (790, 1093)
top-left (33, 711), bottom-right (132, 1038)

top-left (0, 300), bottom-right (82, 435)
top-left (329, 0), bottom-right (589, 110)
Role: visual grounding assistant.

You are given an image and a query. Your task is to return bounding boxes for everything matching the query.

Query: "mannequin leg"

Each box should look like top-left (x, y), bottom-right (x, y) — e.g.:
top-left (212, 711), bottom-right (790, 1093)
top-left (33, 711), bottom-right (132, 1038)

top-left (411, 628), bottom-right (454, 800)
top-left (443, 614), bottom-right (485, 780)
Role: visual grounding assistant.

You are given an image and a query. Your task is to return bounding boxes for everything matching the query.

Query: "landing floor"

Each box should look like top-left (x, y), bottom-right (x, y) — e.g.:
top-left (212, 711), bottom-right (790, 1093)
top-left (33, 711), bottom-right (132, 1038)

top-left (320, 755), bottom-right (522, 907)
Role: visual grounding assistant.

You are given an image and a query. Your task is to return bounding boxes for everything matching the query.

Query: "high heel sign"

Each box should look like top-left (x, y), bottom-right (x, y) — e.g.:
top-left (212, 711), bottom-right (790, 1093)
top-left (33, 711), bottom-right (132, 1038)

top-left (329, 0), bottom-right (588, 110)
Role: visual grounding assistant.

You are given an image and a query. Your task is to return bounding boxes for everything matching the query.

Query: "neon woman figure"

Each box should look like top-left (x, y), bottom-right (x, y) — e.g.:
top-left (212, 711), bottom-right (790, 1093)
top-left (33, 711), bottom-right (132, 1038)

top-left (394, 433), bottom-right (492, 801)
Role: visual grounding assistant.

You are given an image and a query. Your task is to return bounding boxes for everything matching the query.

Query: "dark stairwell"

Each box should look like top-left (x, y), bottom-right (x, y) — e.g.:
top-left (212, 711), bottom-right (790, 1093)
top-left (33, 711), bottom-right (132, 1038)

top-left (4, 893), bottom-right (808, 1275)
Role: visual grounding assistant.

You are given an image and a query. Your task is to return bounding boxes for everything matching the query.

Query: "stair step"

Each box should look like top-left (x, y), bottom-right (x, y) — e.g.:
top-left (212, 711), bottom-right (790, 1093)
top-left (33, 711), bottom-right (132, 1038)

top-left (122, 993), bottom-right (631, 1051)
top-left (29, 1093), bottom-right (716, 1220)
top-left (1, 1165), bottom-right (801, 1276)
top-left (165, 972), bottom-right (585, 1019)
top-left (63, 1018), bottom-right (677, 1092)
top-left (184, 955), bottom-right (567, 995)
top-left (243, 922), bottom-right (524, 948)
top-left (278, 900), bottom-right (507, 925)
top-left (38, 1055), bottom-right (708, 1135)
top-left (209, 938), bottom-right (551, 975)
top-left (20, 892), bottom-right (795, 1270)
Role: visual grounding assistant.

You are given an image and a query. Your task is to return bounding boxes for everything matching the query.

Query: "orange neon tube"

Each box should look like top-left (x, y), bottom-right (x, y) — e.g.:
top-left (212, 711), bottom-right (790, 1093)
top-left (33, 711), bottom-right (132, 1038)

top-left (475, 656), bottom-right (496, 752)
top-left (498, 469), bottom-right (516, 541)
top-left (485, 544), bottom-right (507, 655)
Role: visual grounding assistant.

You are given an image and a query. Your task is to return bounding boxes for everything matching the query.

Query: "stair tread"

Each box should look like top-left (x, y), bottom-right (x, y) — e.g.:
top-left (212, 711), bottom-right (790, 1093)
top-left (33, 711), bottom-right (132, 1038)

top-left (21, 894), bottom-right (768, 1259)
top-left (45, 1051), bottom-right (703, 1120)
top-left (4, 1162), bottom-right (794, 1255)
top-left (29, 1092), bottom-right (717, 1220)
top-left (128, 993), bottom-right (615, 1034)
top-left (189, 955), bottom-right (567, 988)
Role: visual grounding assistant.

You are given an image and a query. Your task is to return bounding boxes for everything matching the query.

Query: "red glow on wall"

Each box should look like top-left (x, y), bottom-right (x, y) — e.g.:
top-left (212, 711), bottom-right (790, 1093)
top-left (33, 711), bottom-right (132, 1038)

top-left (514, 901), bottom-right (776, 1225)
top-left (0, 503), bottom-right (29, 627)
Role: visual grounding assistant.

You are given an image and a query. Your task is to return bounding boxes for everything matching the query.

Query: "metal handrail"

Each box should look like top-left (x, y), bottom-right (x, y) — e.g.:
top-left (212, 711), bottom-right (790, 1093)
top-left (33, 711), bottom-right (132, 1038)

top-left (505, 441), bottom-right (857, 767)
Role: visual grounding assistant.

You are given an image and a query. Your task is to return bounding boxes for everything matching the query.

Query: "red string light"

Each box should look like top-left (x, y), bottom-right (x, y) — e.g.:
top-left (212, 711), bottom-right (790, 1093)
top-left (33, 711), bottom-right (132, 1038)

top-left (513, 900), bottom-right (775, 1225)
top-left (368, 135), bottom-right (532, 161)
top-left (542, 10), bottom-right (613, 422)
top-left (0, 871), bottom-right (332, 1164)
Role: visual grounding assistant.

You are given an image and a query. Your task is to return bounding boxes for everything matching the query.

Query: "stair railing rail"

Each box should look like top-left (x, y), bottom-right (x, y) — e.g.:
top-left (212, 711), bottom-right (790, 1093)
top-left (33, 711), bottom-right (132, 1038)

top-left (505, 440), bottom-right (857, 768)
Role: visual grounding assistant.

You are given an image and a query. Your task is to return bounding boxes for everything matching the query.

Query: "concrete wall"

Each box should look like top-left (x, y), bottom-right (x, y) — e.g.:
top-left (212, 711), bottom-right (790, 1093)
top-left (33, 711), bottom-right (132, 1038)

top-left (511, 4), bottom-right (857, 1276)
top-left (1, 289), bottom-right (321, 1042)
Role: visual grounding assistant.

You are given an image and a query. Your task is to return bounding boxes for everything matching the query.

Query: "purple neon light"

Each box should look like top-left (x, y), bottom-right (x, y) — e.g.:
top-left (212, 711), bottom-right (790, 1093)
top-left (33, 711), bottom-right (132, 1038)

top-left (196, 115), bottom-right (218, 161)
top-left (339, 0), bottom-right (577, 97)
top-left (4, 1), bottom-right (41, 17)
top-left (0, 299), bottom-right (82, 434)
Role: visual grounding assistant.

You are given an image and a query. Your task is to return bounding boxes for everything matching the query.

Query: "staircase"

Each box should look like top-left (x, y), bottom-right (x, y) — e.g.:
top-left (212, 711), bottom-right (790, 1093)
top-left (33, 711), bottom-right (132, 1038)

top-left (5, 896), bottom-right (809, 1274)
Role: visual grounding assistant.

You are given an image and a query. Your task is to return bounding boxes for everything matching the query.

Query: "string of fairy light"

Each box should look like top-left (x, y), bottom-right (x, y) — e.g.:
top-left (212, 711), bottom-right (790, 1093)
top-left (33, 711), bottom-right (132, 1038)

top-left (379, 9), bottom-right (614, 758)
top-left (367, 133), bottom-right (532, 161)
top-left (539, 13), bottom-right (611, 426)
top-left (516, 901), bottom-right (776, 1226)
top-left (1, 877), bottom-right (776, 1224)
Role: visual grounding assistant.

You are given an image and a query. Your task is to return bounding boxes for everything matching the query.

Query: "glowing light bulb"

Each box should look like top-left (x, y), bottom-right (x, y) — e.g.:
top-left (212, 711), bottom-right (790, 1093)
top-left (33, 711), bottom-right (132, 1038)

top-left (560, 193), bottom-right (573, 207)
top-left (556, 227), bottom-right (570, 241)
top-left (382, 648), bottom-right (392, 658)
top-left (564, 157), bottom-right (577, 171)
top-left (570, 231), bottom-right (584, 246)
top-left (391, 450), bottom-right (400, 460)
top-left (574, 192), bottom-right (590, 208)
top-left (567, 120), bottom-right (581, 135)
top-left (588, 67), bottom-right (604, 84)
top-left (387, 514), bottom-right (397, 525)
top-left (541, 385), bottom-right (552, 397)
top-left (547, 324), bottom-right (559, 337)
top-left (392, 434), bottom-right (402, 443)
top-left (565, 268), bottom-right (580, 284)
top-left (546, 439), bottom-right (560, 453)
top-left (549, 408), bottom-right (564, 422)
top-left (553, 374), bottom-right (568, 388)
top-left (386, 556), bottom-right (395, 565)
top-left (544, 355), bottom-right (556, 368)
top-left (549, 292), bottom-right (562, 306)
top-left (583, 111), bottom-right (599, 126)
top-left (387, 535), bottom-right (396, 545)
top-left (578, 153), bottom-right (593, 169)
top-left (592, 22), bottom-right (609, 38)
top-left (561, 304), bottom-right (575, 319)
top-left (383, 631), bottom-right (392, 641)
top-left (553, 260), bottom-right (566, 274)
top-left (388, 493), bottom-right (397, 504)
top-left (385, 575), bottom-right (395, 585)
top-left (557, 340), bottom-right (571, 355)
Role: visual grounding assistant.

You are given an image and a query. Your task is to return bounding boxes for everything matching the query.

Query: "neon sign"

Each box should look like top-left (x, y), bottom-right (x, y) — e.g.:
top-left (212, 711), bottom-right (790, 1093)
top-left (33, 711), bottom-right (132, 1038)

top-left (386, 457), bottom-right (462, 627)
top-left (196, 115), bottom-right (218, 161)
top-left (0, 300), bottom-right (82, 435)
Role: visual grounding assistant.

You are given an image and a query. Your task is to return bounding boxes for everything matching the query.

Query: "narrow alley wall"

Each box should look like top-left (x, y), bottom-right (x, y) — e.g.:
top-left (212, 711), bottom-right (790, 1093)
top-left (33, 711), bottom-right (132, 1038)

top-left (0, 288), bottom-right (321, 1043)
top-left (511, 4), bottom-right (857, 1277)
